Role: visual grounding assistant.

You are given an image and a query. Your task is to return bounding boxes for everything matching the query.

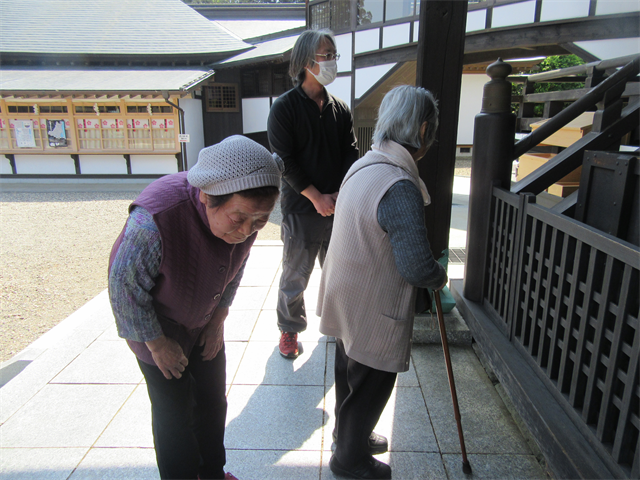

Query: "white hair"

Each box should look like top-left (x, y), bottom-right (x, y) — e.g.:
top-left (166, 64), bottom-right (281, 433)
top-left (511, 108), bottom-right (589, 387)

top-left (373, 85), bottom-right (439, 150)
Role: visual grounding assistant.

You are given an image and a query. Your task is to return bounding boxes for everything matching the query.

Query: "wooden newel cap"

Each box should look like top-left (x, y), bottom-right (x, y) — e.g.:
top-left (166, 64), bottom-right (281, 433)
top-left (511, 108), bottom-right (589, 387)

top-left (487, 58), bottom-right (512, 81)
top-left (481, 58), bottom-right (513, 114)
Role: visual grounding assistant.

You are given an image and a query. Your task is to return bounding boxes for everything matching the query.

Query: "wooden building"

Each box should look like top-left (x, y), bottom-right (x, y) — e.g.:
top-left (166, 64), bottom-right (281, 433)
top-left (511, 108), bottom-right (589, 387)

top-left (211, 0), bottom-right (640, 159)
top-left (2, 0), bottom-right (638, 178)
top-left (0, 0), bottom-right (255, 176)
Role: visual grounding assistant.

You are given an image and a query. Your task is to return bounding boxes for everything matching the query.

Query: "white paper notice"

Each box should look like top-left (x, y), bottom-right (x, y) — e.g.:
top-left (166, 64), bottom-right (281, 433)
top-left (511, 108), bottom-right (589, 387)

top-left (16, 120), bottom-right (36, 148)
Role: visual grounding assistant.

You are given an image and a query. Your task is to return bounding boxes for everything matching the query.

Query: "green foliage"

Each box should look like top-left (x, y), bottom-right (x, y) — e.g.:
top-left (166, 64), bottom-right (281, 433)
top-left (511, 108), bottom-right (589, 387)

top-left (533, 55), bottom-right (586, 93)
top-left (513, 54), bottom-right (586, 116)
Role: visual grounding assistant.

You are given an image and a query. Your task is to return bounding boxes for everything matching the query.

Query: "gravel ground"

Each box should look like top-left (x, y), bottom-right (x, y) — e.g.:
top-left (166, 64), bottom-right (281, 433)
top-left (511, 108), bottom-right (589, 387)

top-left (0, 186), bottom-right (282, 363)
top-left (0, 161), bottom-right (469, 364)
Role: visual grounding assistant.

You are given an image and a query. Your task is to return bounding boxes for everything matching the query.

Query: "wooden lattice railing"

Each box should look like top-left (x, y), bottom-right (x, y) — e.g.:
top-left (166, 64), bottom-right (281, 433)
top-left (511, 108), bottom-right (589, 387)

top-left (485, 185), bottom-right (639, 478)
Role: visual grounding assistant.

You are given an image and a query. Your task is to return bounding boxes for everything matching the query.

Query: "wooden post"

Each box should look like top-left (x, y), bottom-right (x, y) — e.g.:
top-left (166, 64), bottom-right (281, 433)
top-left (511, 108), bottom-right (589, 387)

top-left (463, 59), bottom-right (515, 302)
top-left (416, 0), bottom-right (468, 264)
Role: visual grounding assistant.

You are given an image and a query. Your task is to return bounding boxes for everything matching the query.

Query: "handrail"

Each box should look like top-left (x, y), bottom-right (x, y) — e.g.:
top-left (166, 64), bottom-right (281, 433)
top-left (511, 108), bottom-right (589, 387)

top-left (524, 54), bottom-right (639, 83)
top-left (508, 75), bottom-right (587, 84)
top-left (512, 55), bottom-right (640, 159)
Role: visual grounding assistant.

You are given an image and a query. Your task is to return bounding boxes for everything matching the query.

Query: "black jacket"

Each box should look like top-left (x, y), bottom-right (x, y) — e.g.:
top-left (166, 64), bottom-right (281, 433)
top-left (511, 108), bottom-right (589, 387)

top-left (267, 85), bottom-right (359, 215)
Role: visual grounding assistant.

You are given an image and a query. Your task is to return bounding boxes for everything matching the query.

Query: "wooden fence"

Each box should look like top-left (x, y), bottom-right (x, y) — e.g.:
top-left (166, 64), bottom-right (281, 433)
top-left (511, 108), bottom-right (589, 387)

top-left (484, 185), bottom-right (639, 478)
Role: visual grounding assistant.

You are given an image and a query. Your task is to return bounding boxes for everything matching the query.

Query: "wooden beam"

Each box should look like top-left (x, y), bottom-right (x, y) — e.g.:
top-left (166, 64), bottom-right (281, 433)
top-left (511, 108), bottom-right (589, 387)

top-left (560, 42), bottom-right (600, 63)
top-left (464, 12), bottom-right (640, 54)
top-left (354, 63), bottom-right (405, 108)
top-left (463, 45), bottom-right (568, 65)
top-left (353, 45), bottom-right (417, 69)
top-left (416, 0), bottom-right (468, 273)
top-left (355, 9), bottom-right (639, 70)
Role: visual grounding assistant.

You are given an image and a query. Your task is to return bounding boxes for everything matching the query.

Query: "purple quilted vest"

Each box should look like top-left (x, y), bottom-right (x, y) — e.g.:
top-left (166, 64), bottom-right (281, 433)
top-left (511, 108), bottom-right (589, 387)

top-left (110, 172), bottom-right (255, 365)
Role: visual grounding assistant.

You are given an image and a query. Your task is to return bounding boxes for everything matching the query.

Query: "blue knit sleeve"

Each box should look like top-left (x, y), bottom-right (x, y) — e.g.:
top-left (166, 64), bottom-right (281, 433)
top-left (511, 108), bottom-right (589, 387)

top-left (377, 180), bottom-right (447, 290)
top-left (108, 207), bottom-right (163, 343)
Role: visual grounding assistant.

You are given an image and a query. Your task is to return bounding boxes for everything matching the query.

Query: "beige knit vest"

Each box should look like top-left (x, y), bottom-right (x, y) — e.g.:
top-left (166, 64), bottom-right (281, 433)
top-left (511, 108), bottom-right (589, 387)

top-left (317, 143), bottom-right (422, 372)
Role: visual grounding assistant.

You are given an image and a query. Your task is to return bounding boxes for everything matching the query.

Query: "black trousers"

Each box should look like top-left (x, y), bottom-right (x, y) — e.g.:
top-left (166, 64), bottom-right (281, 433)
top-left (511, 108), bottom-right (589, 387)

top-left (138, 343), bottom-right (227, 480)
top-left (333, 338), bottom-right (397, 466)
top-left (277, 213), bottom-right (333, 332)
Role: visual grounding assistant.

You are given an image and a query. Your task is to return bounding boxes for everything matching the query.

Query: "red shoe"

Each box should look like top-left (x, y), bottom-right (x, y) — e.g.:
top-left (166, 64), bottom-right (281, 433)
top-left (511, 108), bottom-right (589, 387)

top-left (279, 331), bottom-right (300, 358)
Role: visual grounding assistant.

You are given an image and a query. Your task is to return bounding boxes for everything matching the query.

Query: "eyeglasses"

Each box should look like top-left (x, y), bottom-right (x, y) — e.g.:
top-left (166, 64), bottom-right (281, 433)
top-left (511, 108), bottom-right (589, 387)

top-left (315, 52), bottom-right (340, 61)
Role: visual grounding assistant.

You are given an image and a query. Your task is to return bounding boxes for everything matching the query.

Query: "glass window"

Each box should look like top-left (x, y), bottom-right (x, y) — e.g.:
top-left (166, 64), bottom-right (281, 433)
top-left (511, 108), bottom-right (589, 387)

top-left (126, 105), bottom-right (173, 114)
top-left (205, 85), bottom-right (239, 112)
top-left (8, 106), bottom-right (31, 113)
top-left (75, 104), bottom-right (120, 114)
top-left (38, 105), bottom-right (68, 113)
top-left (331, 0), bottom-right (351, 30)
top-left (358, 0), bottom-right (383, 25)
top-left (310, 2), bottom-right (330, 29)
top-left (151, 118), bottom-right (176, 151)
top-left (126, 118), bottom-right (151, 150)
top-left (386, 0), bottom-right (415, 21)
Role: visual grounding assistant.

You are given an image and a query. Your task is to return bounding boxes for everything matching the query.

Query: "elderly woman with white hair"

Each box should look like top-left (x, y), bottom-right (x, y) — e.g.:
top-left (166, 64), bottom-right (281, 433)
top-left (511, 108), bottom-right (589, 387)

top-left (317, 85), bottom-right (448, 479)
top-left (109, 135), bottom-right (282, 480)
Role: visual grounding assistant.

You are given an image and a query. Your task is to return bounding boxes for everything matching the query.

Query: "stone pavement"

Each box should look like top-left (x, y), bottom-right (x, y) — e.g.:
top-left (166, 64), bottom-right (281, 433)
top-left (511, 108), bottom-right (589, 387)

top-left (0, 177), bottom-right (548, 479)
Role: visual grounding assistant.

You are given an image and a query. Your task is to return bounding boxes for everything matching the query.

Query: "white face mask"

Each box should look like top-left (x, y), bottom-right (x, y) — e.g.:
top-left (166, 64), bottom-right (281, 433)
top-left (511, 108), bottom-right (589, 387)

top-left (307, 59), bottom-right (337, 86)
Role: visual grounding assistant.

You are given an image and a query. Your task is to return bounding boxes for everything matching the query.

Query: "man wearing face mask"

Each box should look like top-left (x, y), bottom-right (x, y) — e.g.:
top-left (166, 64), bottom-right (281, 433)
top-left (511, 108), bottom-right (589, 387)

top-left (267, 29), bottom-right (359, 360)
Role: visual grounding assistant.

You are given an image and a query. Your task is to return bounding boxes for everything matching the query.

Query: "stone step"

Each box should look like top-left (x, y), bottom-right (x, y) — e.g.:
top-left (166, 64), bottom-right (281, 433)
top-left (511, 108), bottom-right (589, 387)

top-left (412, 307), bottom-right (472, 345)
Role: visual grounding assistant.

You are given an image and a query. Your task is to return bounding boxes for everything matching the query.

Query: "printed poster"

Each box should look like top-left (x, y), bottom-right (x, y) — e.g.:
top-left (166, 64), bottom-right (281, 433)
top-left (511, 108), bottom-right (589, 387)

top-left (47, 119), bottom-right (67, 147)
top-left (15, 120), bottom-right (36, 148)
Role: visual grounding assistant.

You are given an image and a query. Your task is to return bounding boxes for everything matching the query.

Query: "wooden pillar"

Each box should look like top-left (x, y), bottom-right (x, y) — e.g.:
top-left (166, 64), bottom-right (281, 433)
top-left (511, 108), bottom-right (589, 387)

top-left (416, 0), bottom-right (468, 263)
top-left (463, 59), bottom-right (515, 302)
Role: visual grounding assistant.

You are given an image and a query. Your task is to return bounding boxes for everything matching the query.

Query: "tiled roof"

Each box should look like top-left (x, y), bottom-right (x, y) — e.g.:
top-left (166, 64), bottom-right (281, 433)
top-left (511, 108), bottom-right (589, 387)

top-left (0, 66), bottom-right (215, 94)
top-left (0, 0), bottom-right (251, 55)
top-left (217, 35), bottom-right (299, 67)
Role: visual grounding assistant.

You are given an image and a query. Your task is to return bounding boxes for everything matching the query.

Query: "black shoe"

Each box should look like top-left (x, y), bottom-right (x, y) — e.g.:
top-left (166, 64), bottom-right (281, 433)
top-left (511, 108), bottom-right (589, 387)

top-left (329, 455), bottom-right (391, 479)
top-left (332, 431), bottom-right (388, 455)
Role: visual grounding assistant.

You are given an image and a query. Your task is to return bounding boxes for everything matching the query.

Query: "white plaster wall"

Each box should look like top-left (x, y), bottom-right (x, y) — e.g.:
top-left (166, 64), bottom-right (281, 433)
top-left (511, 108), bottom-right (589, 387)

top-left (540, 0), bottom-right (590, 21)
top-left (1, 156), bottom-right (13, 174)
top-left (79, 155), bottom-right (128, 174)
top-left (457, 74), bottom-right (488, 145)
top-left (596, 0), bottom-right (640, 15)
top-left (14, 154), bottom-right (76, 174)
top-left (382, 23), bottom-right (411, 49)
top-left (413, 21), bottom-right (419, 42)
top-left (492, 0), bottom-right (536, 28)
top-left (575, 38), bottom-right (640, 59)
top-left (355, 29), bottom-right (380, 54)
top-left (327, 76), bottom-right (352, 105)
top-left (355, 64), bottom-right (396, 99)
top-left (130, 155), bottom-right (178, 174)
top-left (335, 33), bottom-right (352, 73)
top-left (181, 97), bottom-right (205, 170)
top-left (466, 10), bottom-right (486, 32)
top-left (242, 97), bottom-right (270, 134)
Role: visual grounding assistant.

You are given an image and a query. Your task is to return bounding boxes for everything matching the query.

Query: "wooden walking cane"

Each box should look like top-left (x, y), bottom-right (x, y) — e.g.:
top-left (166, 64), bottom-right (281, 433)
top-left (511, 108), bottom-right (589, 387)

top-left (434, 289), bottom-right (472, 474)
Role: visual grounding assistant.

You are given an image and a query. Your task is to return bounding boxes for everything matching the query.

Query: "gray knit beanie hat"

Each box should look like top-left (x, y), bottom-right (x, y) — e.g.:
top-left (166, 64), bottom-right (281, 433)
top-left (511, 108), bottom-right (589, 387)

top-left (187, 135), bottom-right (283, 195)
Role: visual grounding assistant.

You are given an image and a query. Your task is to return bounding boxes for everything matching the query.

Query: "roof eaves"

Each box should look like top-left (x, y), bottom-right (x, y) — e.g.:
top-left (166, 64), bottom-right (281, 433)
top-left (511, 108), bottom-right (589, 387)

top-left (214, 53), bottom-right (290, 70)
top-left (180, 70), bottom-right (216, 91)
top-left (244, 26), bottom-right (307, 45)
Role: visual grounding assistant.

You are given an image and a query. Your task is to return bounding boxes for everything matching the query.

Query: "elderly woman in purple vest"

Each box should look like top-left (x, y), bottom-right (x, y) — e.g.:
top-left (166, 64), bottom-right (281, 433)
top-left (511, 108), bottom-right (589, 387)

top-left (108, 135), bottom-right (282, 480)
top-left (317, 85), bottom-right (448, 479)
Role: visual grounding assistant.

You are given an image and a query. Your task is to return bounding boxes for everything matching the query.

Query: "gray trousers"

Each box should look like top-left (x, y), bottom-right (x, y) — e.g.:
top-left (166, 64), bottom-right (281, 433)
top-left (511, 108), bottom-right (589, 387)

top-left (277, 212), bottom-right (333, 333)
